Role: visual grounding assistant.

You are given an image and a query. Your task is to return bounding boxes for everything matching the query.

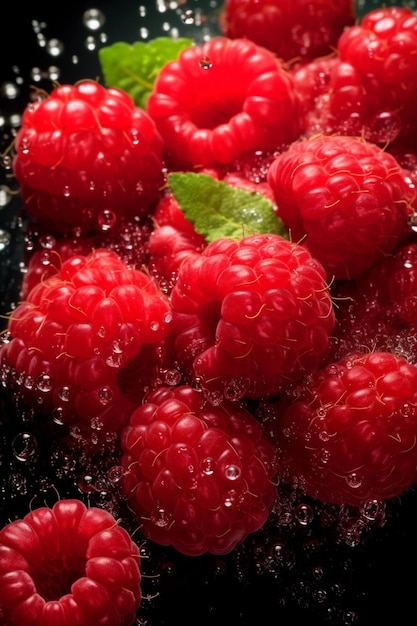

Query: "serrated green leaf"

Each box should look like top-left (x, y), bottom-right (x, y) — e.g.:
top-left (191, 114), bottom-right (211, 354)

top-left (167, 172), bottom-right (289, 243)
top-left (98, 37), bottom-right (193, 109)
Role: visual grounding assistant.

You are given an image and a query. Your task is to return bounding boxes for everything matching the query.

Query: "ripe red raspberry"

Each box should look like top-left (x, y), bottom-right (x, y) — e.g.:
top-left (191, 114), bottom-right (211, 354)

top-left (329, 236), bottom-right (417, 362)
top-left (269, 350), bottom-right (417, 507)
top-left (120, 384), bottom-right (279, 556)
top-left (267, 135), bottom-right (414, 280)
top-left (298, 7), bottom-right (417, 148)
top-left (0, 248), bottom-right (172, 436)
top-left (13, 80), bottom-right (165, 234)
top-left (21, 217), bottom-right (153, 301)
top-left (219, 0), bottom-right (355, 63)
top-left (0, 499), bottom-right (141, 626)
top-left (169, 233), bottom-right (335, 402)
top-left (146, 37), bottom-right (300, 169)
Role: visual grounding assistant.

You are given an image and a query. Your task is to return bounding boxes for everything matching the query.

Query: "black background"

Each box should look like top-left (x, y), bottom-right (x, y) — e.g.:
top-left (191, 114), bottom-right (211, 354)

top-left (1, 2), bottom-right (417, 625)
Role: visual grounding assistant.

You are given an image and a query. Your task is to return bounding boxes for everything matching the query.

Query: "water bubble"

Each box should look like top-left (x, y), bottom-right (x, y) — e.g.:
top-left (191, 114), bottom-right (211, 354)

top-left (360, 498), bottom-right (386, 521)
top-left (108, 465), bottom-right (125, 484)
top-left (36, 374), bottom-right (53, 393)
top-left (199, 55), bottom-right (212, 70)
top-left (83, 8), bottom-right (106, 31)
top-left (151, 507), bottom-right (172, 527)
top-left (225, 465), bottom-right (241, 480)
top-left (98, 209), bottom-right (117, 231)
top-left (295, 503), bottom-right (314, 526)
top-left (98, 386), bottom-right (113, 406)
top-left (12, 432), bottom-right (38, 462)
top-left (181, 10), bottom-right (195, 24)
top-left (0, 229), bottom-right (11, 252)
top-left (345, 473), bottom-right (363, 489)
top-left (201, 457), bottom-right (215, 475)
top-left (46, 38), bottom-right (64, 57)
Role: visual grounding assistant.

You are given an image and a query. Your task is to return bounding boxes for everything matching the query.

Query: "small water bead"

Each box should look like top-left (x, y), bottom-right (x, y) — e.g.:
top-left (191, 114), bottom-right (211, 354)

top-left (151, 507), bottom-right (171, 527)
top-left (97, 386), bottom-right (113, 406)
top-left (12, 432), bottom-right (38, 462)
top-left (91, 416), bottom-right (104, 430)
top-left (295, 503), bottom-right (314, 526)
top-left (359, 498), bottom-right (386, 521)
top-left (0, 229), bottom-right (11, 252)
top-left (199, 55), bottom-right (212, 69)
top-left (345, 472), bottom-right (363, 489)
top-left (107, 465), bottom-right (125, 484)
top-left (225, 464), bottom-right (241, 481)
top-left (181, 10), bottom-right (196, 24)
top-left (139, 27), bottom-right (150, 40)
top-left (83, 8), bottom-right (106, 31)
top-left (8, 472), bottom-right (27, 495)
top-left (98, 209), bottom-right (117, 231)
top-left (201, 457), bottom-right (215, 475)
top-left (78, 473), bottom-right (96, 493)
top-left (85, 36), bottom-right (98, 51)
top-left (46, 38), bottom-right (64, 57)
top-left (36, 373), bottom-right (53, 393)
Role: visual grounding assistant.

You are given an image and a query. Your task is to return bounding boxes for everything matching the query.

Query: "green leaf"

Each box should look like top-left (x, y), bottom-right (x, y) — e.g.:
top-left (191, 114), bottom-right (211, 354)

top-left (98, 37), bottom-right (193, 109)
top-left (167, 172), bottom-right (289, 243)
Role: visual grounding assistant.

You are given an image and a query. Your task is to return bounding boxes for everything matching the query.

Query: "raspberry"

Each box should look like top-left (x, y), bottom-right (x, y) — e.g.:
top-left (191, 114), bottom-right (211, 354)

top-left (267, 135), bottom-right (414, 280)
top-left (219, 0), bottom-right (355, 63)
top-left (329, 236), bottom-right (417, 362)
top-left (21, 216), bottom-right (153, 300)
top-left (0, 248), bottom-right (172, 437)
top-left (120, 384), bottom-right (279, 556)
top-left (13, 80), bottom-right (165, 234)
top-left (0, 499), bottom-right (141, 626)
top-left (169, 233), bottom-right (335, 402)
top-left (269, 350), bottom-right (417, 507)
top-left (298, 7), bottom-right (417, 148)
top-left (146, 37), bottom-right (300, 169)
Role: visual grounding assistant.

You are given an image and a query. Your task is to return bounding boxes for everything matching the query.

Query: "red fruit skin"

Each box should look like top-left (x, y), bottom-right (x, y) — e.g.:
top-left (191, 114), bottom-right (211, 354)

top-left (219, 0), bottom-right (355, 63)
top-left (270, 351), bottom-right (417, 507)
top-left (13, 81), bottom-right (165, 234)
top-left (267, 135), bottom-right (414, 280)
top-left (328, 235), bottom-right (417, 362)
top-left (120, 384), bottom-right (279, 556)
top-left (297, 7), bottom-right (417, 148)
top-left (0, 248), bottom-right (172, 436)
top-left (0, 499), bottom-right (141, 626)
top-left (146, 37), bottom-right (300, 169)
top-left (169, 233), bottom-right (335, 402)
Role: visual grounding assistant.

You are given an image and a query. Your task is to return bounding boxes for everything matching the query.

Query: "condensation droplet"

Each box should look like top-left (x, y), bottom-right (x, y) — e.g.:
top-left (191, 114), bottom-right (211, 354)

top-left (201, 457), bottom-right (215, 475)
top-left (225, 464), bottom-right (241, 480)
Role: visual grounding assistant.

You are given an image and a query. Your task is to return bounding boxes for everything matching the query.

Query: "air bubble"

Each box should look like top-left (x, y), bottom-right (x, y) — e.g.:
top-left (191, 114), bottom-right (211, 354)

top-left (46, 38), bottom-right (64, 57)
top-left (201, 457), bottom-right (215, 475)
top-left (98, 209), bottom-right (117, 231)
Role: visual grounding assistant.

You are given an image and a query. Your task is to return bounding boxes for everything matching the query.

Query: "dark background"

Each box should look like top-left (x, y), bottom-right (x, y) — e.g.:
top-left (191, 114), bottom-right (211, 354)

top-left (1, 2), bottom-right (417, 625)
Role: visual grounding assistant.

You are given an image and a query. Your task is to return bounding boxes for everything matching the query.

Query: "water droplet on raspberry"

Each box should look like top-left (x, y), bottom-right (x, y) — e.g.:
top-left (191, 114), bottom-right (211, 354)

top-left (201, 457), bottom-right (215, 475)
top-left (36, 373), bottom-right (53, 393)
top-left (345, 472), bottom-right (363, 489)
top-left (151, 507), bottom-right (172, 527)
top-left (199, 55), bottom-right (212, 69)
top-left (225, 464), bottom-right (241, 481)
top-left (39, 233), bottom-right (56, 249)
top-left (78, 473), bottom-right (96, 493)
top-left (98, 386), bottom-right (113, 405)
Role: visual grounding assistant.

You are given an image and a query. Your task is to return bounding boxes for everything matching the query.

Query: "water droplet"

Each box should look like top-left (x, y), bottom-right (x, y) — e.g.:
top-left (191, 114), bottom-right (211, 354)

top-left (12, 432), bottom-right (38, 462)
top-left (345, 472), bottom-right (363, 489)
top-left (83, 8), bottom-right (106, 31)
top-left (46, 38), bottom-right (64, 57)
top-left (225, 464), bottom-right (240, 481)
top-left (151, 507), bottom-right (171, 527)
top-left (98, 209), bottom-right (117, 231)
top-left (0, 229), bottom-right (11, 252)
top-left (36, 374), bottom-right (53, 393)
top-left (201, 457), bottom-right (215, 475)
top-left (199, 55), bottom-right (212, 70)
top-left (295, 503), bottom-right (314, 526)
top-left (107, 465), bottom-right (125, 484)
top-left (98, 386), bottom-right (113, 405)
